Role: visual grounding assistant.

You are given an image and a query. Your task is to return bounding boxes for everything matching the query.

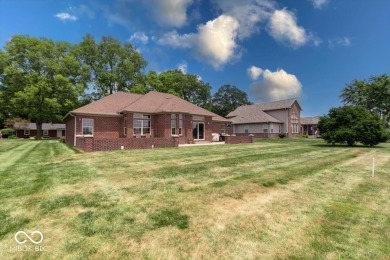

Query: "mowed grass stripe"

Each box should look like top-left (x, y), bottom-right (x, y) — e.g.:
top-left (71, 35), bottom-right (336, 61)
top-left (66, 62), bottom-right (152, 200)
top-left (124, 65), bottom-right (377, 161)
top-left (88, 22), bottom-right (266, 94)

top-left (0, 140), bottom-right (40, 173)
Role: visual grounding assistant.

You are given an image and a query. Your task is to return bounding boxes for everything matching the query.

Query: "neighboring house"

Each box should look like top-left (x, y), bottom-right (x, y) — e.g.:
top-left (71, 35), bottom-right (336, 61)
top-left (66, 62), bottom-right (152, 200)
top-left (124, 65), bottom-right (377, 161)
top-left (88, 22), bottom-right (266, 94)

top-left (14, 123), bottom-right (66, 138)
top-left (64, 91), bottom-right (232, 152)
top-left (226, 98), bottom-right (302, 138)
top-left (301, 116), bottom-right (320, 137)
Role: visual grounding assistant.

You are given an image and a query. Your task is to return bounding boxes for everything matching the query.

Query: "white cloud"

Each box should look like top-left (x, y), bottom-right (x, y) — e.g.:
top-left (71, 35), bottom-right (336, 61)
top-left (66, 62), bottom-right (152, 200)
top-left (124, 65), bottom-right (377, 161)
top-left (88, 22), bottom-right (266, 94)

top-left (129, 32), bottom-right (149, 44)
top-left (212, 0), bottom-right (275, 39)
top-left (310, 0), bottom-right (330, 9)
top-left (159, 15), bottom-right (240, 69)
top-left (247, 66), bottom-right (263, 80)
top-left (268, 8), bottom-right (308, 48)
top-left (328, 37), bottom-right (351, 48)
top-left (144, 0), bottom-right (194, 27)
top-left (250, 68), bottom-right (302, 102)
top-left (178, 62), bottom-right (188, 74)
top-left (55, 12), bottom-right (77, 21)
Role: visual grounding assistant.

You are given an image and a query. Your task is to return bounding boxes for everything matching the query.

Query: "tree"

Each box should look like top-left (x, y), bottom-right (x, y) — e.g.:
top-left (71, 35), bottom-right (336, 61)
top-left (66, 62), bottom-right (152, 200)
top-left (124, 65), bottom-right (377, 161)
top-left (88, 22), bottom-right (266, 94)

top-left (340, 75), bottom-right (390, 124)
top-left (317, 106), bottom-right (389, 146)
top-left (212, 84), bottom-right (252, 117)
top-left (79, 34), bottom-right (147, 99)
top-left (0, 35), bottom-right (89, 139)
top-left (146, 70), bottom-right (212, 109)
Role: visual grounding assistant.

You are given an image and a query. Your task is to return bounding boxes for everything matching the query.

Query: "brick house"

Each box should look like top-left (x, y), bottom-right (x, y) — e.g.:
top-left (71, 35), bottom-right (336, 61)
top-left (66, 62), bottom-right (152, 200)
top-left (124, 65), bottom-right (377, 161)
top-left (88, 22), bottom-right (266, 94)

top-left (14, 123), bottom-right (65, 138)
top-left (226, 98), bottom-right (302, 138)
top-left (64, 91), bottom-right (231, 151)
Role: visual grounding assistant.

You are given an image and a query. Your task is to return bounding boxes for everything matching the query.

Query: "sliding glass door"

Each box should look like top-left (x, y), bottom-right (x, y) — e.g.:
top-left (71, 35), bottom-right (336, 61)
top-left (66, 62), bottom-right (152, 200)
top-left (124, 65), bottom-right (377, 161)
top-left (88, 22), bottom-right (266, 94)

top-left (192, 122), bottom-right (205, 140)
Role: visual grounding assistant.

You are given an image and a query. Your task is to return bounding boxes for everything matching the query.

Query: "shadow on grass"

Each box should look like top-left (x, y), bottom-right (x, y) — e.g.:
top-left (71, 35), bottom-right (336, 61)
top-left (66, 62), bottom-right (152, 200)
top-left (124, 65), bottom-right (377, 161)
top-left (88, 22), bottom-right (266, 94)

top-left (311, 143), bottom-right (388, 149)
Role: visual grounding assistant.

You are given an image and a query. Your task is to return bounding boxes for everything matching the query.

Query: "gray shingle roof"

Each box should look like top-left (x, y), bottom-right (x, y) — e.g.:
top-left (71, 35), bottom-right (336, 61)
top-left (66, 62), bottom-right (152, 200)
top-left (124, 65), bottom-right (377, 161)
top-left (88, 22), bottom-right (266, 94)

top-left (14, 123), bottom-right (65, 130)
top-left (301, 116), bottom-right (320, 125)
top-left (226, 98), bottom-right (300, 124)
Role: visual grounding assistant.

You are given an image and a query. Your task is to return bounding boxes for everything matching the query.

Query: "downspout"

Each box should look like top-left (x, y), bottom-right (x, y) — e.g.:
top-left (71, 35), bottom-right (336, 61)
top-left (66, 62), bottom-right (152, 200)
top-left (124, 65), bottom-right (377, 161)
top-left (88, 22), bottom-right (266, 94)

top-left (69, 113), bottom-right (76, 147)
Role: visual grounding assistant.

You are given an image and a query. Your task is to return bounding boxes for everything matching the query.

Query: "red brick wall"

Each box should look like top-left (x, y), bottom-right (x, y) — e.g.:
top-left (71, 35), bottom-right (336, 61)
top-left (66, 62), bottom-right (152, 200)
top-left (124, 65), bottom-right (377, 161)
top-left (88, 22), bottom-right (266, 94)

top-left (288, 101), bottom-right (301, 138)
top-left (225, 135), bottom-right (255, 144)
top-left (79, 137), bottom-right (179, 152)
top-left (66, 117), bottom-right (75, 146)
top-left (212, 122), bottom-right (233, 135)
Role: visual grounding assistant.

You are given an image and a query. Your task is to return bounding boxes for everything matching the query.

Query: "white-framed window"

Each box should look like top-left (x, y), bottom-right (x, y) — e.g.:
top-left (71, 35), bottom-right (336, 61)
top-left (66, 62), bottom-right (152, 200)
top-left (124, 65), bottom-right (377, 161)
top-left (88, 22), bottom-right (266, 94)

top-left (171, 114), bottom-right (177, 135)
top-left (291, 113), bottom-right (299, 133)
top-left (263, 128), bottom-right (268, 133)
top-left (43, 130), bottom-right (49, 136)
top-left (24, 129), bottom-right (30, 135)
top-left (178, 114), bottom-right (183, 135)
top-left (82, 118), bottom-right (94, 136)
top-left (133, 113), bottom-right (151, 135)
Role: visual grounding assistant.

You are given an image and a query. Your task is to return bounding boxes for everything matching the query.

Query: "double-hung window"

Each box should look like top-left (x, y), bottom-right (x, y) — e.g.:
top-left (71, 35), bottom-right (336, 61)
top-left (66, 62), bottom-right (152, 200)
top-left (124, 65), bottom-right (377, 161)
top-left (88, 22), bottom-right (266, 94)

top-left (133, 113), bottom-right (151, 135)
top-left (178, 114), bottom-right (183, 135)
top-left (291, 114), bottom-right (299, 133)
top-left (171, 114), bottom-right (177, 135)
top-left (82, 119), bottom-right (94, 136)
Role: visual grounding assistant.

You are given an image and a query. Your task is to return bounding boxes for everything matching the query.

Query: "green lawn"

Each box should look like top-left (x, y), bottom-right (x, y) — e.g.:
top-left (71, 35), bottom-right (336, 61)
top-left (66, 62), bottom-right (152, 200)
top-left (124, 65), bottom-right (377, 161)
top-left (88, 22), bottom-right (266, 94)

top-left (0, 139), bottom-right (389, 259)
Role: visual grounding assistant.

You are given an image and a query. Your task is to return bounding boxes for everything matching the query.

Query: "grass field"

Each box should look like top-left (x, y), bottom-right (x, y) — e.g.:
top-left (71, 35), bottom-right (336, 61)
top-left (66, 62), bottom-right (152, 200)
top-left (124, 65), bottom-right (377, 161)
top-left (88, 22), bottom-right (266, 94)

top-left (0, 139), bottom-right (389, 259)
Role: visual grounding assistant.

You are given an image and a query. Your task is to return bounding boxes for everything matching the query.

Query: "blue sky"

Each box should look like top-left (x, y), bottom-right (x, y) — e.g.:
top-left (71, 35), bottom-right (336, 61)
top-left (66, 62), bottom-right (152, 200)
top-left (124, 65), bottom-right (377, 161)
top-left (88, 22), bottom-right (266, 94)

top-left (1, 0), bottom-right (389, 117)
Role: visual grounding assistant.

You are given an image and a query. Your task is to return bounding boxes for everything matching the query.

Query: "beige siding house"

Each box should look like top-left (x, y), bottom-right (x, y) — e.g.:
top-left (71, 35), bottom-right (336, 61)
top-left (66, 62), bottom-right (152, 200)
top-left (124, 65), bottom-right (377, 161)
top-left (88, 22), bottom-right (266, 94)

top-left (226, 98), bottom-right (302, 138)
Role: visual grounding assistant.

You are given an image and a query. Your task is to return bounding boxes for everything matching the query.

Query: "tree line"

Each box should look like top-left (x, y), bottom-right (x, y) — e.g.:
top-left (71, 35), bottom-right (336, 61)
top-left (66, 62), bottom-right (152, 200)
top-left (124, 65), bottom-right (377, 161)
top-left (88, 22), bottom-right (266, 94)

top-left (318, 74), bottom-right (390, 146)
top-left (0, 35), bottom-right (251, 138)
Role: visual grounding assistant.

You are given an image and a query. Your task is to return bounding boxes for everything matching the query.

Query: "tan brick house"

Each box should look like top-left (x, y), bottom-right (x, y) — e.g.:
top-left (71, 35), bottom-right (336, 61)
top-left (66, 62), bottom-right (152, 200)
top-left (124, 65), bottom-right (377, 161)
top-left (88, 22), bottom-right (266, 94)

top-left (64, 91), bottom-right (231, 151)
top-left (226, 98), bottom-right (302, 138)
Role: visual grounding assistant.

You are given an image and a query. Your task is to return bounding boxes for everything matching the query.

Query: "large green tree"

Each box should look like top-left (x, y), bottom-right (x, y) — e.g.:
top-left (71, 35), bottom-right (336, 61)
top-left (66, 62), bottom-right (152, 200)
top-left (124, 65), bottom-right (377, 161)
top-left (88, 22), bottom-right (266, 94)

top-left (318, 106), bottom-right (389, 146)
top-left (0, 35), bottom-right (89, 139)
top-left (79, 34), bottom-right (147, 99)
top-left (212, 84), bottom-right (252, 117)
top-left (146, 70), bottom-right (212, 109)
top-left (340, 74), bottom-right (390, 123)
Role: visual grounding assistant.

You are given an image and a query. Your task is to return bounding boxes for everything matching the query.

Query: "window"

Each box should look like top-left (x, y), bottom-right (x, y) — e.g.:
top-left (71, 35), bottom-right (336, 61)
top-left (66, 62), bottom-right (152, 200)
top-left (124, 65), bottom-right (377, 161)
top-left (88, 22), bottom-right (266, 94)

top-left (24, 129), bottom-right (30, 135)
top-left (245, 128), bottom-right (249, 134)
top-left (221, 124), bottom-right (226, 134)
top-left (43, 130), bottom-right (49, 136)
top-left (171, 114), bottom-right (177, 135)
top-left (82, 119), bottom-right (94, 136)
top-left (178, 114), bottom-right (183, 135)
top-left (291, 113), bottom-right (299, 133)
top-left (263, 128), bottom-right (268, 133)
top-left (133, 114), bottom-right (151, 135)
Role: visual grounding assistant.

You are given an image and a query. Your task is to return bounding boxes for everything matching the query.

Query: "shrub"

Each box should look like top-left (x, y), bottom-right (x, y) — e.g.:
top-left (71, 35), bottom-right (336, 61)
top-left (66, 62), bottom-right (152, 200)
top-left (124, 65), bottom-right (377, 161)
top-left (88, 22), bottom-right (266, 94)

top-left (278, 133), bottom-right (286, 138)
top-left (0, 128), bottom-right (15, 138)
top-left (301, 134), bottom-right (309, 138)
top-left (318, 106), bottom-right (389, 146)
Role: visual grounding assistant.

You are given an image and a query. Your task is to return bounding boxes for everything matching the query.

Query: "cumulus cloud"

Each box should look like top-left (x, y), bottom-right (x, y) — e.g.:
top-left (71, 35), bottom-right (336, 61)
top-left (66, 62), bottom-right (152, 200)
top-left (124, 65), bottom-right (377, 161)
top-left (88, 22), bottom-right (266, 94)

top-left (268, 8), bottom-right (308, 48)
top-left (144, 0), bottom-right (194, 27)
top-left (129, 32), bottom-right (149, 44)
top-left (250, 68), bottom-right (302, 102)
top-left (247, 66), bottom-right (263, 80)
top-left (55, 12), bottom-right (77, 21)
top-left (310, 0), bottom-right (330, 9)
top-left (328, 37), bottom-right (351, 48)
top-left (178, 61), bottom-right (188, 74)
top-left (212, 0), bottom-right (275, 39)
top-left (159, 15), bottom-right (240, 69)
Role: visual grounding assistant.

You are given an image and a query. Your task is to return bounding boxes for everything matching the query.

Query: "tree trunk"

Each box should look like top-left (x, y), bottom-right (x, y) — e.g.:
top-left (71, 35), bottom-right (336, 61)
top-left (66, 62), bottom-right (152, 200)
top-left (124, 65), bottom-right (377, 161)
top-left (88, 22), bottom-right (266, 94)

top-left (36, 122), bottom-right (43, 140)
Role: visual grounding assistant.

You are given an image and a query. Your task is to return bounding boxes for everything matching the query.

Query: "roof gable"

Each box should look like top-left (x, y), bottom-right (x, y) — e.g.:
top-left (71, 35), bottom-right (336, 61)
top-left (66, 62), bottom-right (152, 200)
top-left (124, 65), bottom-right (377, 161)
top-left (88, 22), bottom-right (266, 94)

top-left (226, 98), bottom-right (301, 124)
